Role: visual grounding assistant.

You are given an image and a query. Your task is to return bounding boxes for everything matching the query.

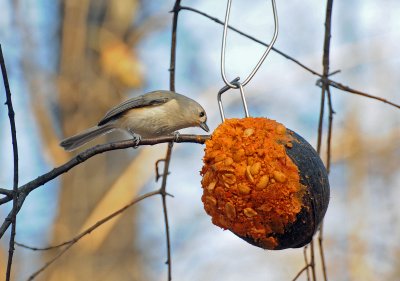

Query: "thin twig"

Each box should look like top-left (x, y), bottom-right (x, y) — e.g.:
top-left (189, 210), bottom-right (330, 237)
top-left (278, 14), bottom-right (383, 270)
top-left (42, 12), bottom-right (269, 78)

top-left (169, 0), bottom-right (181, 92)
top-left (27, 240), bottom-right (73, 280)
top-left (159, 1), bottom-right (182, 279)
top-left (318, 223), bottom-right (328, 281)
top-left (310, 240), bottom-right (316, 281)
top-left (15, 241), bottom-right (65, 251)
top-left (320, 69), bottom-right (334, 281)
top-left (26, 190), bottom-right (159, 280)
top-left (181, 5), bottom-right (400, 110)
top-left (326, 86), bottom-right (335, 173)
top-left (160, 143), bottom-right (174, 281)
top-left (0, 188), bottom-right (13, 197)
top-left (292, 264), bottom-right (313, 281)
top-left (318, 0), bottom-right (333, 154)
top-left (327, 79), bottom-right (400, 109)
top-left (1, 44), bottom-right (20, 281)
top-left (316, 87), bottom-right (326, 153)
top-left (317, 2), bottom-right (334, 281)
top-left (155, 159), bottom-right (166, 182)
top-left (303, 246), bottom-right (311, 281)
top-left (0, 134), bottom-right (209, 238)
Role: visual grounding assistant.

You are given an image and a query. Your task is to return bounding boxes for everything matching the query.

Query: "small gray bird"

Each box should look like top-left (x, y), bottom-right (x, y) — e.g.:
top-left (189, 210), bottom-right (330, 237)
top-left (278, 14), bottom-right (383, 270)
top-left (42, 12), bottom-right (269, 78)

top-left (60, 90), bottom-right (209, 151)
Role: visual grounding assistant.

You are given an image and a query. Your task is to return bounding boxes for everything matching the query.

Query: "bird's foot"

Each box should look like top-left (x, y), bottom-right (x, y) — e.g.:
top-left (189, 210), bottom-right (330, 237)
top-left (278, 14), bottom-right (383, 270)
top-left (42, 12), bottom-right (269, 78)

top-left (132, 133), bottom-right (142, 149)
top-left (173, 131), bottom-right (180, 142)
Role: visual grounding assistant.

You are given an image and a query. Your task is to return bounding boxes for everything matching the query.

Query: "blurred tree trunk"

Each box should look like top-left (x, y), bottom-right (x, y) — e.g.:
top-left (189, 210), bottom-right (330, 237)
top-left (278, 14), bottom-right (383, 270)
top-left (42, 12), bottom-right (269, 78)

top-left (37, 1), bottom-right (153, 280)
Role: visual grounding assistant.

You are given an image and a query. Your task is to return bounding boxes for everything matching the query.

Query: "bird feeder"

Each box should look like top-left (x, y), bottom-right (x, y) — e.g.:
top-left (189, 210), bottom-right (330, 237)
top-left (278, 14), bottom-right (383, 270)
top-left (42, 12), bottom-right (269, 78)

top-left (200, 84), bottom-right (330, 250)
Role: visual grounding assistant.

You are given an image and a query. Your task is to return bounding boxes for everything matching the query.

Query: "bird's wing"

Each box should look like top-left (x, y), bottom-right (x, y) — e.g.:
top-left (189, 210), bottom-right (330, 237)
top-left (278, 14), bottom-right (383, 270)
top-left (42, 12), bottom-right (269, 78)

top-left (98, 92), bottom-right (173, 126)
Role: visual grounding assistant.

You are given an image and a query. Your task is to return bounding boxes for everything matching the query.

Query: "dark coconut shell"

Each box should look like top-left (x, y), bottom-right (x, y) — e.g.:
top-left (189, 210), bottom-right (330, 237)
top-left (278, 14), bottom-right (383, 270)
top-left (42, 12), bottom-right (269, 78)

top-left (236, 129), bottom-right (330, 250)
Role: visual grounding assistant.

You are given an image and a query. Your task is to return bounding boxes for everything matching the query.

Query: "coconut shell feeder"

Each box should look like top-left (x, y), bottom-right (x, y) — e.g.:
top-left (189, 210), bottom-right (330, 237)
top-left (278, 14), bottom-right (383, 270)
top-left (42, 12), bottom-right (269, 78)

top-left (202, 0), bottom-right (330, 250)
top-left (200, 83), bottom-right (330, 250)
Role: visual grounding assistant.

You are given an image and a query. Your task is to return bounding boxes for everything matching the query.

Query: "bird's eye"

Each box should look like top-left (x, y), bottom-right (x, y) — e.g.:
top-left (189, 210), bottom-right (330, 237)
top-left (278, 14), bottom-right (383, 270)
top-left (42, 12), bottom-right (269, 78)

top-left (199, 111), bottom-right (205, 118)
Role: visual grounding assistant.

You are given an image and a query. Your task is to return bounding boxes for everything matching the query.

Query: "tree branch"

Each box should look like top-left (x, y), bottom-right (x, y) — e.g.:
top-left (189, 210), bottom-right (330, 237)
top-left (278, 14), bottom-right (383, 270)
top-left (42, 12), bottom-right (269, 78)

top-left (1, 44), bottom-right (20, 281)
top-left (180, 5), bottom-right (400, 110)
top-left (323, 78), bottom-right (400, 109)
top-left (159, 143), bottom-right (174, 281)
top-left (0, 134), bottom-right (209, 238)
top-left (0, 188), bottom-right (13, 197)
top-left (316, 2), bottom-right (334, 281)
top-left (291, 264), bottom-right (313, 281)
top-left (169, 0), bottom-right (181, 92)
top-left (160, 1), bottom-right (182, 280)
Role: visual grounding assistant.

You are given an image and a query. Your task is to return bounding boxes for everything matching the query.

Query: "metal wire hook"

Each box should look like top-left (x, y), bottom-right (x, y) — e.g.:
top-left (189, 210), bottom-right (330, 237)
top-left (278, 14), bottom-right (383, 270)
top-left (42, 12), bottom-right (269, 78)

top-left (218, 77), bottom-right (250, 122)
top-left (221, 0), bottom-right (279, 89)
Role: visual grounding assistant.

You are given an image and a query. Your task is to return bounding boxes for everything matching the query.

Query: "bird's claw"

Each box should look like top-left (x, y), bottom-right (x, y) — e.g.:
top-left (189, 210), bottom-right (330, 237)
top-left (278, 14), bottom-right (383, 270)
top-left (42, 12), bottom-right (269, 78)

top-left (132, 133), bottom-right (142, 149)
top-left (173, 131), bottom-right (180, 142)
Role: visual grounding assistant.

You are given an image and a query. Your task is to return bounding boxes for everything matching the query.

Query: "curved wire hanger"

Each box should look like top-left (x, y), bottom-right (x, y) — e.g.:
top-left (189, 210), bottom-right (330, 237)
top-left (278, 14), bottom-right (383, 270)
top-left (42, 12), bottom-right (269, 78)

top-left (218, 0), bottom-right (279, 121)
top-left (221, 0), bottom-right (279, 89)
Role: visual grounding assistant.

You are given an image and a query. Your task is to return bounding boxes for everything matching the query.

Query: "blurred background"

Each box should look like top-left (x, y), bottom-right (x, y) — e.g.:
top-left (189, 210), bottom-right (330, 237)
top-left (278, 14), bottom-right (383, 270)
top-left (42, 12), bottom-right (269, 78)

top-left (0, 0), bottom-right (399, 280)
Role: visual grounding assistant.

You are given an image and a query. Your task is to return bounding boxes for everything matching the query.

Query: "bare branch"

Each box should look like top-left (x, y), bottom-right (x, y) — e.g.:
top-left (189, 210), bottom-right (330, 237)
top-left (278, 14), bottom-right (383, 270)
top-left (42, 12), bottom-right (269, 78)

top-left (326, 86), bottom-right (335, 173)
top-left (318, 223), bottom-right (328, 281)
top-left (1, 43), bottom-right (20, 281)
top-left (291, 264), bottom-right (313, 281)
top-left (158, 1), bottom-right (182, 280)
top-left (155, 159), bottom-right (167, 182)
top-left (181, 5), bottom-right (400, 111)
top-left (316, 2), bottom-right (334, 281)
top-left (0, 134), bottom-right (209, 238)
top-left (324, 79), bottom-right (400, 109)
top-left (310, 240), bottom-right (316, 281)
top-left (169, 0), bottom-right (181, 92)
top-left (15, 241), bottom-right (62, 252)
top-left (303, 246), bottom-right (311, 281)
top-left (159, 143), bottom-right (174, 281)
top-left (0, 189), bottom-right (13, 197)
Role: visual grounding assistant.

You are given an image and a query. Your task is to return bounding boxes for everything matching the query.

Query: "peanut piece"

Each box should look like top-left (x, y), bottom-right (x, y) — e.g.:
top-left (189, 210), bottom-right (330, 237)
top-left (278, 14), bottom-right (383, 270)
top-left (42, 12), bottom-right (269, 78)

top-left (203, 170), bottom-right (212, 184)
top-left (256, 175), bottom-right (269, 190)
top-left (207, 181), bottom-right (216, 191)
top-left (273, 170), bottom-right (287, 183)
top-left (250, 162), bottom-right (261, 175)
top-left (243, 208), bottom-right (258, 218)
top-left (238, 183), bottom-right (251, 195)
top-left (285, 142), bottom-right (293, 148)
top-left (205, 196), bottom-right (217, 206)
top-left (246, 166), bottom-right (255, 183)
top-left (243, 128), bottom-right (254, 137)
top-left (222, 173), bottom-right (236, 185)
top-left (225, 202), bottom-right (236, 220)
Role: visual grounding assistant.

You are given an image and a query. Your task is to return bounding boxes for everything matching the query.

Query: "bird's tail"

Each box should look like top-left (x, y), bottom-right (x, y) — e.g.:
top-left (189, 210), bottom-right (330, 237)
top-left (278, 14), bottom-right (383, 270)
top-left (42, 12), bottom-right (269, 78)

top-left (60, 124), bottom-right (115, 151)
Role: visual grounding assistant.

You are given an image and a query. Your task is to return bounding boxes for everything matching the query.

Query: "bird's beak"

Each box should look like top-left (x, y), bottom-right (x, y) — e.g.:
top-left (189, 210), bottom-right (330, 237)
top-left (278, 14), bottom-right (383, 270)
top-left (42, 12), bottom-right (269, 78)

top-left (199, 122), bottom-right (210, 132)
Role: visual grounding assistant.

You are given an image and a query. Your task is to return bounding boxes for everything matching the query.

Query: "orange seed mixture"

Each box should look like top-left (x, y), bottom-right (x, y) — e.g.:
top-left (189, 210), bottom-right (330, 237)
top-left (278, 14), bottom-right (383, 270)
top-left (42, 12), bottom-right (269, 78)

top-left (201, 117), bottom-right (304, 249)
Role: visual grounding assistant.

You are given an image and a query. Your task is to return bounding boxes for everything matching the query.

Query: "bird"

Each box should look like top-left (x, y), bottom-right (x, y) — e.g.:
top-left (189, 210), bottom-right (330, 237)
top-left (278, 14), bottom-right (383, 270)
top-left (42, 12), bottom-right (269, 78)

top-left (60, 90), bottom-right (209, 151)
